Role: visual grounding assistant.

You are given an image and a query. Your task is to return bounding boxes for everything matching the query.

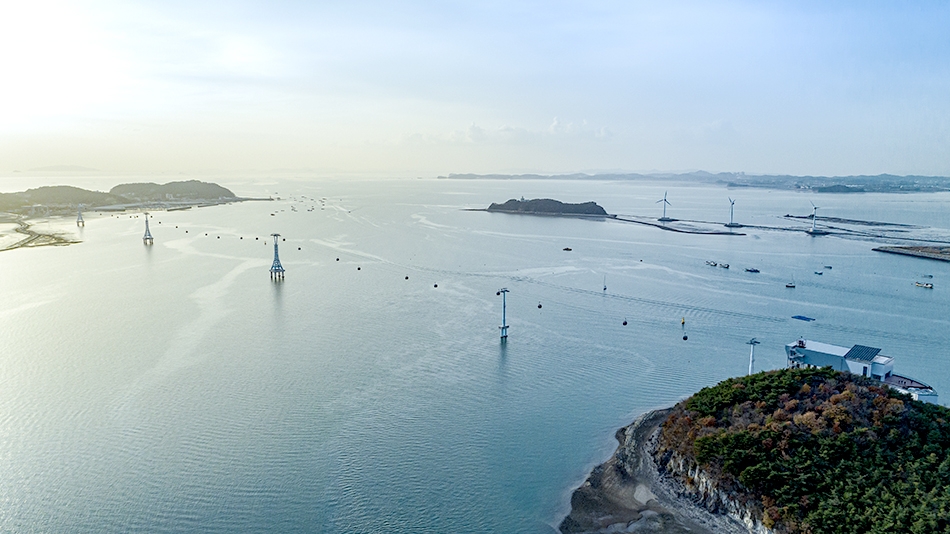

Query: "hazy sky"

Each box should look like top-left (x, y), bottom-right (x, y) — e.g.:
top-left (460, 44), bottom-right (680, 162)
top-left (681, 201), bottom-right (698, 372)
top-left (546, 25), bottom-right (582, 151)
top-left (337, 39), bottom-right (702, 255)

top-left (1, 1), bottom-right (948, 176)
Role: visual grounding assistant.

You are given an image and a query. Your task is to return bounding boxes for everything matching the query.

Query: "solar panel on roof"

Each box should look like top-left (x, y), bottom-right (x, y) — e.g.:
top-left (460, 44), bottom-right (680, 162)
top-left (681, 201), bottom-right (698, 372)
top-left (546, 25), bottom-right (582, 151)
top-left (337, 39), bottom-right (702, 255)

top-left (844, 345), bottom-right (881, 362)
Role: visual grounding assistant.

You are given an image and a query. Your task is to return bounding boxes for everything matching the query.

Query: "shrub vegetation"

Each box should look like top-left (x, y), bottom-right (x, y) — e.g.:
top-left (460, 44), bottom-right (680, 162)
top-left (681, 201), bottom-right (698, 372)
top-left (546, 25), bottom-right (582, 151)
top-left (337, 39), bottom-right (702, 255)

top-left (656, 368), bottom-right (950, 534)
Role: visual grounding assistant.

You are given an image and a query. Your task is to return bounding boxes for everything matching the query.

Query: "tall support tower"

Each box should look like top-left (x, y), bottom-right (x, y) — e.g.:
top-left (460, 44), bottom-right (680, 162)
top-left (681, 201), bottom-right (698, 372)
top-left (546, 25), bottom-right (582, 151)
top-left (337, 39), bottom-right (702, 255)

top-left (269, 233), bottom-right (285, 279)
top-left (496, 288), bottom-right (509, 340)
top-left (142, 212), bottom-right (153, 245)
top-left (747, 338), bottom-right (760, 375)
top-left (724, 197), bottom-right (741, 228)
top-left (656, 191), bottom-right (673, 222)
top-left (77, 204), bottom-right (84, 227)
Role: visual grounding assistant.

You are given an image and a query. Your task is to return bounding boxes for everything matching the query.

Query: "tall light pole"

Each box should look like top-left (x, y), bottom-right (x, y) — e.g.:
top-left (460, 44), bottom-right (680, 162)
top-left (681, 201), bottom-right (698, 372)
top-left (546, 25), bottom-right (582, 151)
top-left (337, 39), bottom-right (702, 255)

top-left (496, 288), bottom-right (509, 340)
top-left (747, 338), bottom-right (760, 375)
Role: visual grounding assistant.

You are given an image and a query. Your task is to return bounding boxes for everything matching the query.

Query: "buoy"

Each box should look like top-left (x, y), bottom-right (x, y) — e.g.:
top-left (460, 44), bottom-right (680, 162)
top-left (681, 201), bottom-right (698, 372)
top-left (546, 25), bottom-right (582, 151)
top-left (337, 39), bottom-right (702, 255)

top-left (683, 335), bottom-right (688, 341)
top-left (240, 237), bottom-right (243, 239)
top-left (217, 236), bottom-right (220, 239)
top-left (405, 276), bottom-right (409, 280)
top-left (537, 302), bottom-right (542, 309)
top-left (681, 317), bottom-right (685, 325)
top-left (496, 291), bottom-right (500, 296)
top-left (205, 233), bottom-right (208, 236)
top-left (255, 237), bottom-right (259, 240)
top-left (357, 267), bottom-right (361, 270)
top-left (185, 230), bottom-right (188, 233)
top-left (623, 319), bottom-right (627, 326)
top-left (434, 284), bottom-right (438, 288)
top-left (283, 238), bottom-right (285, 241)
top-left (336, 258), bottom-right (339, 261)
top-left (298, 247), bottom-right (301, 250)
top-left (175, 225), bottom-right (178, 228)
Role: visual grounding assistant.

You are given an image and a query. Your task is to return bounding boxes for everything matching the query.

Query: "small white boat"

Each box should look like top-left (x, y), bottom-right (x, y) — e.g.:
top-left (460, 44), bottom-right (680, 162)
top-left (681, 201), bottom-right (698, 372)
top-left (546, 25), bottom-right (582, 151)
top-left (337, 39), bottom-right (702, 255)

top-left (916, 282), bottom-right (934, 289)
top-left (786, 282), bottom-right (796, 288)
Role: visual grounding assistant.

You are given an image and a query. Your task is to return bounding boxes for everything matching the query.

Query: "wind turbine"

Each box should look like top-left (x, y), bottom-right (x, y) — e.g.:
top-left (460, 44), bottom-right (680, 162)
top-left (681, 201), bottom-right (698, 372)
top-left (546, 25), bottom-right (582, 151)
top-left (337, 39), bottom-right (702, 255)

top-left (747, 338), bottom-right (760, 375)
top-left (656, 191), bottom-right (673, 222)
top-left (724, 197), bottom-right (741, 228)
top-left (806, 201), bottom-right (829, 235)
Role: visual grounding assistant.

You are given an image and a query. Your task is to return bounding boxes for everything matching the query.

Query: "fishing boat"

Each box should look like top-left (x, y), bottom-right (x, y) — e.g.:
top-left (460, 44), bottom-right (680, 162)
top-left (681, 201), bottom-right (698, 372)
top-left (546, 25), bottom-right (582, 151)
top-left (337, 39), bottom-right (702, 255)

top-left (814, 271), bottom-right (823, 275)
top-left (563, 247), bottom-right (572, 251)
top-left (786, 282), bottom-right (796, 288)
top-left (745, 268), bottom-right (760, 273)
top-left (719, 263), bottom-right (729, 269)
top-left (915, 282), bottom-right (934, 289)
top-left (705, 260), bottom-right (717, 266)
top-left (792, 315), bottom-right (816, 322)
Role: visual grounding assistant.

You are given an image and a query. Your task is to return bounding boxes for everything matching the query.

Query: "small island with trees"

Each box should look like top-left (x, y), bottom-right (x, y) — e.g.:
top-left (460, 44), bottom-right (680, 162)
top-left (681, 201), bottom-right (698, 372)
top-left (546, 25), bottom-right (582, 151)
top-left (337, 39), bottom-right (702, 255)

top-left (485, 198), bottom-right (611, 217)
top-left (0, 180), bottom-right (257, 252)
top-left (561, 368), bottom-right (950, 534)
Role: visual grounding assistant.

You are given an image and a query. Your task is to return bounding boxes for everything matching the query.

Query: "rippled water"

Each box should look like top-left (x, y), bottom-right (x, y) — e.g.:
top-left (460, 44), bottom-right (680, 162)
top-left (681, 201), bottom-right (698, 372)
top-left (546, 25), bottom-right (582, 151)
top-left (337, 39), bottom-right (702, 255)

top-left (0, 177), bottom-right (948, 532)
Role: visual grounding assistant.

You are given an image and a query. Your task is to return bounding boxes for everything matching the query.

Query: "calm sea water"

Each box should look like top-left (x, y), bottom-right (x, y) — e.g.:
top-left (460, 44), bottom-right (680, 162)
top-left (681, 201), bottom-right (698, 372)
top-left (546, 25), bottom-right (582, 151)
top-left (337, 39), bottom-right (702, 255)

top-left (1, 177), bottom-right (948, 533)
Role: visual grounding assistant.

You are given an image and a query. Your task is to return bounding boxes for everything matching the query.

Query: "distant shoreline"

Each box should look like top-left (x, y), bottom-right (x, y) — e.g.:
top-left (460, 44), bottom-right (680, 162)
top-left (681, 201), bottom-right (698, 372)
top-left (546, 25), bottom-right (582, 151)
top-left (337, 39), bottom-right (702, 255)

top-left (873, 245), bottom-right (950, 262)
top-left (0, 215), bottom-right (77, 251)
top-left (0, 196), bottom-right (268, 253)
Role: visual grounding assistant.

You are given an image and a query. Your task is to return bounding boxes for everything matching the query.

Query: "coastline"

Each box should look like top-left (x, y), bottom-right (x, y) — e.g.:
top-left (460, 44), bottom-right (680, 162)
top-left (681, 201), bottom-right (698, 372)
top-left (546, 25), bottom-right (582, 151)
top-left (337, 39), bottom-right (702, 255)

top-left (560, 408), bottom-right (749, 534)
top-left (873, 245), bottom-right (950, 262)
top-left (0, 215), bottom-right (78, 251)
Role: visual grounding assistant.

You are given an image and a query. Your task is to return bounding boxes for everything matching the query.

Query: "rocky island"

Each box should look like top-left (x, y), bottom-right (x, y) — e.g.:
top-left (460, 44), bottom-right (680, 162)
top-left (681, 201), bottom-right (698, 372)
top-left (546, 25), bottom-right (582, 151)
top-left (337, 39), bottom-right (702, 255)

top-left (562, 368), bottom-right (950, 534)
top-left (486, 198), bottom-right (611, 217)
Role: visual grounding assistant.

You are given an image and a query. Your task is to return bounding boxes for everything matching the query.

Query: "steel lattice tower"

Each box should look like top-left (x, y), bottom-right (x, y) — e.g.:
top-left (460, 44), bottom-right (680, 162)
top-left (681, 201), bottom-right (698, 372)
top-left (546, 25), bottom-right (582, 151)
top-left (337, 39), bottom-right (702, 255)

top-left (270, 233), bottom-right (285, 279)
top-left (142, 212), bottom-right (153, 245)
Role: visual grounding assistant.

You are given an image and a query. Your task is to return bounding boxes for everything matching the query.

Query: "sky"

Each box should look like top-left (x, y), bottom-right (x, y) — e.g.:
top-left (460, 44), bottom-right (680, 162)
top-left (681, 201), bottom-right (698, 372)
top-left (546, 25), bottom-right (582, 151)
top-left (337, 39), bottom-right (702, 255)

top-left (1, 0), bottom-right (948, 176)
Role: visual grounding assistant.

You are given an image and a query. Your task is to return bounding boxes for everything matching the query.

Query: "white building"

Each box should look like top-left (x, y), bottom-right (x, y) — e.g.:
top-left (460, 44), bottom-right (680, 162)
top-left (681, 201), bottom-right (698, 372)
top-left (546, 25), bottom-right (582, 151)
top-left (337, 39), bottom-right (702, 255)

top-left (786, 339), bottom-right (938, 404)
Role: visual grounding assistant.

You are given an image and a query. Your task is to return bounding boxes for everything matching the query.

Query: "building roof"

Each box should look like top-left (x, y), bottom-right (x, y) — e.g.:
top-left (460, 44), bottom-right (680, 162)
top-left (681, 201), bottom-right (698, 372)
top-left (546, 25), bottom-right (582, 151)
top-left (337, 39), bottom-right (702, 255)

top-left (844, 345), bottom-right (882, 362)
top-left (788, 340), bottom-right (849, 357)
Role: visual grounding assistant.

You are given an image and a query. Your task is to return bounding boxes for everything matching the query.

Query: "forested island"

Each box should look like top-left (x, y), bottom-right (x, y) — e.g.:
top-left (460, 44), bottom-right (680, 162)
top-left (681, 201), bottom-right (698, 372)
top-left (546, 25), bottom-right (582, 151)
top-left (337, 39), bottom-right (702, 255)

top-left (486, 198), bottom-right (610, 217)
top-left (562, 368), bottom-right (950, 534)
top-left (0, 180), bottom-right (251, 252)
top-left (0, 180), bottom-right (240, 215)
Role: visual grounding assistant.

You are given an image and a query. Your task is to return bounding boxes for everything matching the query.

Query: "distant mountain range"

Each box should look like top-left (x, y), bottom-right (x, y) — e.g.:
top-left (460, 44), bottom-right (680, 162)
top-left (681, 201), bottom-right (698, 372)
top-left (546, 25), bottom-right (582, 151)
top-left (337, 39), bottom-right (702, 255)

top-left (443, 172), bottom-right (950, 193)
top-left (24, 165), bottom-right (101, 173)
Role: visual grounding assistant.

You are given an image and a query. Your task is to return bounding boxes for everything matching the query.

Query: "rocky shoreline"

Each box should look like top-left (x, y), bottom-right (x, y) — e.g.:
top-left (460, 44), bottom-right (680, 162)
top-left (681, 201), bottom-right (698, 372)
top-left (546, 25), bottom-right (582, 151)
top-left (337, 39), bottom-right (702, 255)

top-left (559, 408), bottom-right (752, 534)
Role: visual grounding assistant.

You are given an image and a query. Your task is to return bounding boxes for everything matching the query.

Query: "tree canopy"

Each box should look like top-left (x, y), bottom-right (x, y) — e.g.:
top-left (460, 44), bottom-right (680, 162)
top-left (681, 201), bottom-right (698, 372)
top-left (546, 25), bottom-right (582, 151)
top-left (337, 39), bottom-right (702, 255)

top-left (656, 368), bottom-right (950, 534)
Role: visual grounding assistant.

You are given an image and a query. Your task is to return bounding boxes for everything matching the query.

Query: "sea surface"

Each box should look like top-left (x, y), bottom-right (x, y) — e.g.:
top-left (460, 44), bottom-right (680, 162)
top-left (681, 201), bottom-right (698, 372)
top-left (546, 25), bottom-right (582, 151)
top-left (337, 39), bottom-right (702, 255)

top-left (0, 177), bottom-right (948, 533)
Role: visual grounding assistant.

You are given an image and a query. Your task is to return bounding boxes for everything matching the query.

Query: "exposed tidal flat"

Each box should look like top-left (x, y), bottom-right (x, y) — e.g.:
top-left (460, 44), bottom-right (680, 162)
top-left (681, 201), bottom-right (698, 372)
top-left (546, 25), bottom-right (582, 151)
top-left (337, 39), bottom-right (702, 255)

top-left (1, 176), bottom-right (949, 532)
